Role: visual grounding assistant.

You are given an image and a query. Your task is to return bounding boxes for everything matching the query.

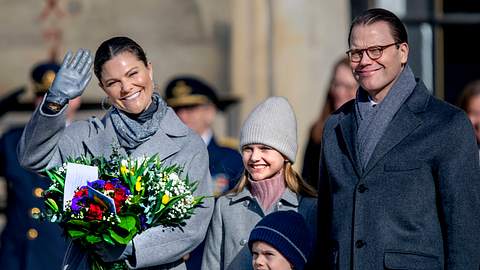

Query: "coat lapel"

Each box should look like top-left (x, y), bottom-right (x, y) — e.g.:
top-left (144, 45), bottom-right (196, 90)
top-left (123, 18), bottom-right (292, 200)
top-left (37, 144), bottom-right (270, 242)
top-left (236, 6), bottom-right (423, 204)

top-left (131, 130), bottom-right (181, 161)
top-left (130, 109), bottom-right (187, 161)
top-left (363, 95), bottom-right (423, 175)
top-left (337, 111), bottom-right (362, 177)
top-left (83, 117), bottom-right (124, 158)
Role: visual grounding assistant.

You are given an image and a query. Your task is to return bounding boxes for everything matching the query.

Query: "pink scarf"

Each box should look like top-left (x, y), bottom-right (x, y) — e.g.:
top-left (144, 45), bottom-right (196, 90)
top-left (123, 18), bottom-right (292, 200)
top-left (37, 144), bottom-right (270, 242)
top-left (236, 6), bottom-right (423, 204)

top-left (249, 170), bottom-right (286, 212)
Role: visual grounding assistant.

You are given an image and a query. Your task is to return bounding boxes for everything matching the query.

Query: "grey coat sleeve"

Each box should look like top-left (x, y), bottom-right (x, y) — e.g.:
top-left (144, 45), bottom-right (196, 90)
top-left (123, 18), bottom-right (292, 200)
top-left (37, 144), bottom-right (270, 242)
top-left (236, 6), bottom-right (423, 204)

top-left (129, 148), bottom-right (214, 269)
top-left (201, 197), bottom-right (225, 270)
top-left (436, 111), bottom-right (480, 269)
top-left (17, 99), bottom-right (79, 171)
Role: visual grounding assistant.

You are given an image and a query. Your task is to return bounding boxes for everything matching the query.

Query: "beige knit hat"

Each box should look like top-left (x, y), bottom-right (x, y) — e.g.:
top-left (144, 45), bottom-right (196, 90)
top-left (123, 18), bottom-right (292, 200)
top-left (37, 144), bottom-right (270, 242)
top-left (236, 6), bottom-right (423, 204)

top-left (240, 96), bottom-right (297, 163)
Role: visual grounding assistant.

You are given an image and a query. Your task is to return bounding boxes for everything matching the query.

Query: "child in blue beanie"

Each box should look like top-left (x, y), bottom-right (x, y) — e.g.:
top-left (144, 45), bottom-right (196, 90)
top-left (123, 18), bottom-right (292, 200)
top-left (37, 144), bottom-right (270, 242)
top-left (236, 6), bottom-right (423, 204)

top-left (248, 210), bottom-right (313, 270)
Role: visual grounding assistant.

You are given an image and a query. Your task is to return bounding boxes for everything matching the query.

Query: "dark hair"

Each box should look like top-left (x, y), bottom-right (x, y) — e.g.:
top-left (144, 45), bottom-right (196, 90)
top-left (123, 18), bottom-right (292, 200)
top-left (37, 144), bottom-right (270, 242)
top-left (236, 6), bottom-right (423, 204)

top-left (229, 162), bottom-right (317, 198)
top-left (458, 80), bottom-right (480, 112)
top-left (348, 8), bottom-right (408, 47)
top-left (94, 36), bottom-right (148, 82)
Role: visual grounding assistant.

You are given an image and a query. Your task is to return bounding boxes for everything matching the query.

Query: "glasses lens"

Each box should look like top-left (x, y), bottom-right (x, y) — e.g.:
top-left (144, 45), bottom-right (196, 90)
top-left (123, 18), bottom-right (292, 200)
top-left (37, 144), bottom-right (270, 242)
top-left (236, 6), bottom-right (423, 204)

top-left (367, 47), bottom-right (382, 60)
top-left (349, 51), bottom-right (362, 62)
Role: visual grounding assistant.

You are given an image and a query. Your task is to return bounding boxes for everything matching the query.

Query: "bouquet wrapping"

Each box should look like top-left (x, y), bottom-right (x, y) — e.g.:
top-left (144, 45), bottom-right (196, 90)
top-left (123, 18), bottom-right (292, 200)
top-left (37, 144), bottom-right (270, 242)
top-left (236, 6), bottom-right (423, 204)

top-left (39, 148), bottom-right (206, 269)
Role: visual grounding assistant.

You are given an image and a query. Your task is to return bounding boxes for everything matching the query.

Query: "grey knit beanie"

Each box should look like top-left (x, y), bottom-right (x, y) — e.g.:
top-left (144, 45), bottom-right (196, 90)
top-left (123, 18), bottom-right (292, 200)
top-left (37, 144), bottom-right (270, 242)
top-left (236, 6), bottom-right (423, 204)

top-left (240, 96), bottom-right (297, 163)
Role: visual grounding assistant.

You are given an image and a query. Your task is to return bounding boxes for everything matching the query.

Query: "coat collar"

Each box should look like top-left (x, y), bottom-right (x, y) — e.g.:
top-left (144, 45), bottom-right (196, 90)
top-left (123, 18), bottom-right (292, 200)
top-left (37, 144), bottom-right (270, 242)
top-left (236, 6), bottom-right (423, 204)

top-left (84, 107), bottom-right (189, 161)
top-left (337, 79), bottom-right (430, 177)
top-left (337, 100), bottom-right (362, 178)
top-left (228, 186), bottom-right (300, 207)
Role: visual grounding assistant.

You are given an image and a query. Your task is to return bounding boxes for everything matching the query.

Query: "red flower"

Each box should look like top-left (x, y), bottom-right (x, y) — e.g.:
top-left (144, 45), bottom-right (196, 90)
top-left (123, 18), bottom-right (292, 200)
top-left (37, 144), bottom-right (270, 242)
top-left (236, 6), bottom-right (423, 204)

top-left (86, 203), bottom-right (103, 220)
top-left (113, 188), bottom-right (127, 213)
top-left (104, 182), bottom-right (115, 190)
top-left (74, 187), bottom-right (88, 198)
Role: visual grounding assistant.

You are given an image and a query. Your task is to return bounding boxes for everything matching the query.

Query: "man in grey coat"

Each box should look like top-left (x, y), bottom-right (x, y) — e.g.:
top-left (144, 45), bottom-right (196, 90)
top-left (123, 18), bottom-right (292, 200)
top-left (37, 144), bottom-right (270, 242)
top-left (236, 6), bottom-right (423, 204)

top-left (318, 8), bottom-right (480, 269)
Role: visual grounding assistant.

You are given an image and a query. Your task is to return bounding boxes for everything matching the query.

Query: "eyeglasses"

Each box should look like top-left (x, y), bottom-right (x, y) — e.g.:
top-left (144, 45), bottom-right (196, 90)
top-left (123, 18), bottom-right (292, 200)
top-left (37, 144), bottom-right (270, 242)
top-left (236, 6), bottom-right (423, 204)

top-left (346, 42), bottom-right (399, 63)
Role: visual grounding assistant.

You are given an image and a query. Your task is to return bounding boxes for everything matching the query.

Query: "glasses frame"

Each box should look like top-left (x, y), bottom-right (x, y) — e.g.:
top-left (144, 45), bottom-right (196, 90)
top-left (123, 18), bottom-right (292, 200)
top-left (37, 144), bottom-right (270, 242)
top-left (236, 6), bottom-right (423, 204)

top-left (346, 42), bottom-right (399, 63)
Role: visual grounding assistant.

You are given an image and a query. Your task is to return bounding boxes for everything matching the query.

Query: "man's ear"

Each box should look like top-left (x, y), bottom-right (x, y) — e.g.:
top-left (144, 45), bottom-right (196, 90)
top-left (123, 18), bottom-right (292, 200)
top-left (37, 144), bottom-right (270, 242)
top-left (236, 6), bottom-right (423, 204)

top-left (399, 42), bottom-right (409, 65)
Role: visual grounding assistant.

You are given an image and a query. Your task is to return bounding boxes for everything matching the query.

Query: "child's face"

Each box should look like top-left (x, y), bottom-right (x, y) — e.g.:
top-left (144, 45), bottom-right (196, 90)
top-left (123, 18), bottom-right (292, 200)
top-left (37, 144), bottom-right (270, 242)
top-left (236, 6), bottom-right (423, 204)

top-left (242, 144), bottom-right (285, 181)
top-left (251, 241), bottom-right (292, 270)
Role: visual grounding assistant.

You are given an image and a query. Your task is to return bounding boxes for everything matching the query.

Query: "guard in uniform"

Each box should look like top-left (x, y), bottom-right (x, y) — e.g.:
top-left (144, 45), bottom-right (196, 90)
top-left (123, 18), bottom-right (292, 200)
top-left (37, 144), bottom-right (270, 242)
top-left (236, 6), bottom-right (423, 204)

top-left (165, 76), bottom-right (243, 270)
top-left (0, 62), bottom-right (67, 270)
top-left (165, 76), bottom-right (244, 196)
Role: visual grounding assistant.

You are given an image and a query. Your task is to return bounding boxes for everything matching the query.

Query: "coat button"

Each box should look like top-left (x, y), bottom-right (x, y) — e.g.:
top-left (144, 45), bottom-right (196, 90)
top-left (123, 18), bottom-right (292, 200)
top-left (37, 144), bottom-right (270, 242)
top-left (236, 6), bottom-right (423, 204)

top-left (33, 187), bottom-right (44, 198)
top-left (27, 228), bottom-right (38, 240)
top-left (240, 239), bottom-right (248, 246)
top-left (243, 200), bottom-right (250, 207)
top-left (277, 202), bottom-right (283, 208)
top-left (357, 184), bottom-right (368, 193)
top-left (30, 207), bottom-right (41, 219)
top-left (355, 240), bottom-right (366, 248)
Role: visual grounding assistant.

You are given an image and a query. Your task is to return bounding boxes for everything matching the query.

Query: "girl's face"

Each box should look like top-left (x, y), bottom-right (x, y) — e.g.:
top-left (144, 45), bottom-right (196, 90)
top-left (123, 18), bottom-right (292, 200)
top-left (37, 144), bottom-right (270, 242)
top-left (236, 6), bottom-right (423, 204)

top-left (242, 144), bottom-right (285, 181)
top-left (99, 52), bottom-right (153, 114)
top-left (252, 241), bottom-right (292, 270)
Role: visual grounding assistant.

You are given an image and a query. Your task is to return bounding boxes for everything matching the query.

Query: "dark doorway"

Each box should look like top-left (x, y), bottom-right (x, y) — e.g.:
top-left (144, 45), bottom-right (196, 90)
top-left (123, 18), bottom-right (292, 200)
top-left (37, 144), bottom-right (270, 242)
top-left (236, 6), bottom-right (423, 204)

top-left (443, 24), bottom-right (480, 105)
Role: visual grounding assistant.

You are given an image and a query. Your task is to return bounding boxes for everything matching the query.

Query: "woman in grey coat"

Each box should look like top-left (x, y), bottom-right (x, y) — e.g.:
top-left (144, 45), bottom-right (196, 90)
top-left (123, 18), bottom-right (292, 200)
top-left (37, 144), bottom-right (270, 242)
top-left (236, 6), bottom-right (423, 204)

top-left (17, 36), bottom-right (213, 269)
top-left (201, 97), bottom-right (317, 270)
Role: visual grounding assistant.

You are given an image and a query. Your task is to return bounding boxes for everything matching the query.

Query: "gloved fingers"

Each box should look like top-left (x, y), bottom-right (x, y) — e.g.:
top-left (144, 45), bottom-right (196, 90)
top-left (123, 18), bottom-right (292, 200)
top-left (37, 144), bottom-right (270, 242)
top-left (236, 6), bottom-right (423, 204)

top-left (60, 50), bottom-right (73, 69)
top-left (81, 53), bottom-right (93, 76)
top-left (75, 49), bottom-right (92, 73)
top-left (69, 49), bottom-right (86, 70)
top-left (79, 72), bottom-right (92, 92)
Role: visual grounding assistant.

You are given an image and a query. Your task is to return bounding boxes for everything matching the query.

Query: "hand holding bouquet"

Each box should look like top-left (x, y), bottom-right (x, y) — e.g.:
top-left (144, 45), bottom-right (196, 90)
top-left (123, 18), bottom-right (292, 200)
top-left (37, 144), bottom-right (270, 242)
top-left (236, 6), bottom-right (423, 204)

top-left (40, 148), bottom-right (206, 269)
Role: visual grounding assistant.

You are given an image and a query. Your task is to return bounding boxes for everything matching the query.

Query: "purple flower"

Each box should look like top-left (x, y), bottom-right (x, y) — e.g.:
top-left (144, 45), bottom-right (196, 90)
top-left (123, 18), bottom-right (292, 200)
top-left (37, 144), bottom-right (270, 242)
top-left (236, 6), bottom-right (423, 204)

top-left (139, 214), bottom-right (148, 230)
top-left (88, 179), bottom-right (106, 189)
top-left (71, 197), bottom-right (83, 213)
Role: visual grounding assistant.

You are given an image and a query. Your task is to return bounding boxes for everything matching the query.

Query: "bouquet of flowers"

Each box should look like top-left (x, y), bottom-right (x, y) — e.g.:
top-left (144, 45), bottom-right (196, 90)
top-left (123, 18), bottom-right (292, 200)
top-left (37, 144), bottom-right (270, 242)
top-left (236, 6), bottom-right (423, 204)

top-left (39, 147), bottom-right (206, 269)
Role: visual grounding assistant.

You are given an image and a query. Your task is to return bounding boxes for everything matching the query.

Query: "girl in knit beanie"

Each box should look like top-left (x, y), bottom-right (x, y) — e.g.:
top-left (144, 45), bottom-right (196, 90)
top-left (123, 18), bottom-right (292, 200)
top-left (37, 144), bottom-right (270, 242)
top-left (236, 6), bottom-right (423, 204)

top-left (201, 96), bottom-right (317, 270)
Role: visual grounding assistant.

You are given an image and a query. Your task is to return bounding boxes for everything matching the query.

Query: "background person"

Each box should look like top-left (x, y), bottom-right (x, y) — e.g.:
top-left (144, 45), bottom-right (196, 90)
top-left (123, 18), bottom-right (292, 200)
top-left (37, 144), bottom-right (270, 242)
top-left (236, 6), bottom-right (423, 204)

top-left (165, 76), bottom-right (244, 270)
top-left (0, 61), bottom-right (69, 270)
top-left (201, 96), bottom-right (317, 270)
top-left (301, 57), bottom-right (357, 188)
top-left (165, 76), bottom-right (243, 197)
top-left (248, 210), bottom-right (313, 270)
top-left (17, 36), bottom-right (213, 269)
top-left (318, 8), bottom-right (480, 269)
top-left (457, 79), bottom-right (480, 147)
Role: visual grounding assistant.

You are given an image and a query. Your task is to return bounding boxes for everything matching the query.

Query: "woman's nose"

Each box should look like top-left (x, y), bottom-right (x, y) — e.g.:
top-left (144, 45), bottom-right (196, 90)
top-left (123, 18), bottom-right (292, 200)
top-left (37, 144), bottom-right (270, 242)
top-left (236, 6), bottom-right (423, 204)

top-left (250, 149), bottom-right (261, 161)
top-left (120, 79), bottom-right (133, 94)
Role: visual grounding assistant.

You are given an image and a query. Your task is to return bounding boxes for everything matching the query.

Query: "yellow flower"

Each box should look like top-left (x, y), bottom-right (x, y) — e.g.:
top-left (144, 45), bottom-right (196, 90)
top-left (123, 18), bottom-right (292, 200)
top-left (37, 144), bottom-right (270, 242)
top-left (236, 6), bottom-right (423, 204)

top-left (135, 176), bottom-right (142, 192)
top-left (120, 165), bottom-right (128, 175)
top-left (162, 194), bottom-right (170, 205)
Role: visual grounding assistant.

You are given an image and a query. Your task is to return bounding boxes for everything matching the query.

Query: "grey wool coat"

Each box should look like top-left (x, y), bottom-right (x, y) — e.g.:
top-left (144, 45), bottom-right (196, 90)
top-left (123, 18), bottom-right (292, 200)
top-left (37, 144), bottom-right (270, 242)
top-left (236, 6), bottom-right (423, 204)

top-left (17, 99), bottom-right (214, 270)
top-left (318, 80), bottom-right (480, 269)
top-left (201, 187), bottom-right (317, 270)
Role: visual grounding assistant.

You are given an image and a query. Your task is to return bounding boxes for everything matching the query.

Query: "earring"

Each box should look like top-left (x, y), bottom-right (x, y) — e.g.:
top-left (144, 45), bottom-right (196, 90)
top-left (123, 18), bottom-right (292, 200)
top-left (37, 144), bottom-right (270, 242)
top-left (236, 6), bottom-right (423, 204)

top-left (101, 96), bottom-right (111, 110)
top-left (152, 79), bottom-right (159, 93)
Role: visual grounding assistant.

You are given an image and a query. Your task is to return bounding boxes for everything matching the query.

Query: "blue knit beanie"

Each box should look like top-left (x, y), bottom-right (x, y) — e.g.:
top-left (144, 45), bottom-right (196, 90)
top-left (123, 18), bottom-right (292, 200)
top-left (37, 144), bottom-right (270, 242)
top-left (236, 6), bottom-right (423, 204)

top-left (248, 210), bottom-right (313, 270)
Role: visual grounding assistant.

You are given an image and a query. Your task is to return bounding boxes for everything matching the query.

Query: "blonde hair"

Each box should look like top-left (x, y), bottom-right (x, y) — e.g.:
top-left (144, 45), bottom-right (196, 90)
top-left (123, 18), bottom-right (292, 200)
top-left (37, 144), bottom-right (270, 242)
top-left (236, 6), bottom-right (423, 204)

top-left (229, 162), bottom-right (317, 197)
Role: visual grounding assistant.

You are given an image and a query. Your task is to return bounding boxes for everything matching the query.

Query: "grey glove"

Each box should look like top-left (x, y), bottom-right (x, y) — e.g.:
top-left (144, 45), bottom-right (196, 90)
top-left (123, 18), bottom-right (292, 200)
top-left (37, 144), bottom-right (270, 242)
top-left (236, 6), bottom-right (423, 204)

top-left (45, 49), bottom-right (93, 106)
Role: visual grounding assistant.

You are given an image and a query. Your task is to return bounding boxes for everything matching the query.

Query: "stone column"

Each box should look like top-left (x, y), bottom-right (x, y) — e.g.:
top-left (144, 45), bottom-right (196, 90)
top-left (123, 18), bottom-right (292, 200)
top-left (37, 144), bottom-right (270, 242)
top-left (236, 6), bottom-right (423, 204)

top-left (231, 0), bottom-right (351, 170)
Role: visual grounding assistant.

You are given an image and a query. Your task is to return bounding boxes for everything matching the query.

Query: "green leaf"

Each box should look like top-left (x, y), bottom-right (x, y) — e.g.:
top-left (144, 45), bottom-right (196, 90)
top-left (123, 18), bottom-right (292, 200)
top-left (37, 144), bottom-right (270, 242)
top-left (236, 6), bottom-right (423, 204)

top-left (118, 215), bottom-right (137, 231)
top-left (66, 219), bottom-right (90, 228)
top-left (86, 235), bottom-right (102, 244)
top-left (108, 228), bottom-right (136, 245)
top-left (45, 198), bottom-right (59, 212)
top-left (67, 229), bottom-right (87, 239)
top-left (102, 234), bottom-right (114, 245)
